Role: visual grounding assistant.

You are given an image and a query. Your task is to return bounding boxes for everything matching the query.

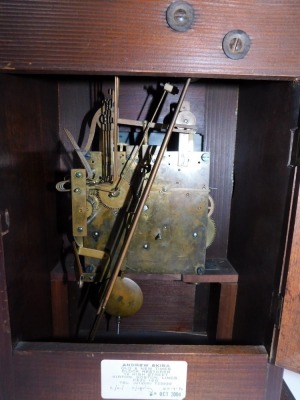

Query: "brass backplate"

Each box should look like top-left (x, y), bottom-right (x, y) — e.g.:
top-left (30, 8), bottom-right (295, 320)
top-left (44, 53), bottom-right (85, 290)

top-left (125, 151), bottom-right (209, 274)
top-left (82, 149), bottom-right (209, 276)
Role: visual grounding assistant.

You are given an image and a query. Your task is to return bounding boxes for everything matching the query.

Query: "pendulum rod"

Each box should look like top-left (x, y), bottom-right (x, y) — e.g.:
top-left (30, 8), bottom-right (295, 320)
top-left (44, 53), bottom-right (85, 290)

top-left (112, 81), bottom-right (170, 195)
top-left (89, 78), bottom-right (191, 341)
top-left (112, 76), bottom-right (120, 183)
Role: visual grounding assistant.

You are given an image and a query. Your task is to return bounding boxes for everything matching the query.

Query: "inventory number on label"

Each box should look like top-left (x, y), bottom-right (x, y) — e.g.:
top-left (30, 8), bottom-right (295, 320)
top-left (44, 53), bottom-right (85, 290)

top-left (101, 360), bottom-right (188, 399)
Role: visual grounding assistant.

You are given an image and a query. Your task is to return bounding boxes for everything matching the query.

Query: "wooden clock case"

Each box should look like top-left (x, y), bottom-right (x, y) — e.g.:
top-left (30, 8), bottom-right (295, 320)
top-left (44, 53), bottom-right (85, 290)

top-left (1, 1), bottom-right (300, 399)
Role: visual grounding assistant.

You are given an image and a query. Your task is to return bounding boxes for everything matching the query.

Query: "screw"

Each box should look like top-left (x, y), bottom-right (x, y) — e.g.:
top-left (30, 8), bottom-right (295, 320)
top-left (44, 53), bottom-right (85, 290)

top-left (92, 231), bottom-right (100, 240)
top-left (174, 8), bottom-right (187, 24)
top-left (75, 171), bottom-right (82, 178)
top-left (85, 152), bottom-right (91, 160)
top-left (197, 266), bottom-right (205, 275)
top-left (85, 265), bottom-right (95, 273)
top-left (201, 153), bottom-right (210, 162)
top-left (77, 226), bottom-right (83, 233)
top-left (74, 187), bottom-right (81, 194)
top-left (143, 204), bottom-right (149, 211)
top-left (193, 232), bottom-right (198, 238)
top-left (143, 243), bottom-right (149, 249)
top-left (222, 30), bottom-right (251, 60)
top-left (166, 1), bottom-right (195, 32)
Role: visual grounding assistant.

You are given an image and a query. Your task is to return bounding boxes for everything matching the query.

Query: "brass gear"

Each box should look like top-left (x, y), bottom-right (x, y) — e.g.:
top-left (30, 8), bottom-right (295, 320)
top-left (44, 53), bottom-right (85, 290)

top-left (208, 195), bottom-right (215, 217)
top-left (86, 195), bottom-right (99, 219)
top-left (206, 217), bottom-right (216, 248)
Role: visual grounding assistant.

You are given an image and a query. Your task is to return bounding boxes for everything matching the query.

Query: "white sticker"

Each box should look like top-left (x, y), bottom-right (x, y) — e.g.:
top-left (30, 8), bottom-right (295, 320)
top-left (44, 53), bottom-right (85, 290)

top-left (101, 359), bottom-right (187, 399)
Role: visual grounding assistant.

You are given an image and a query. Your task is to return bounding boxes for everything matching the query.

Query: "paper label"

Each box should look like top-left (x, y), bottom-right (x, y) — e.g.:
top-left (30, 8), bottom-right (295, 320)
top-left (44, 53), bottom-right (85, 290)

top-left (101, 359), bottom-right (187, 399)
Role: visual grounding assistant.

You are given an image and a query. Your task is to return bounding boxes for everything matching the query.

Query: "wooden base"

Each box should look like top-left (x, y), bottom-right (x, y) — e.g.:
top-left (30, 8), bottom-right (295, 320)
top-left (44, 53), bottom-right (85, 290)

top-left (51, 259), bottom-right (238, 341)
top-left (13, 342), bottom-right (268, 400)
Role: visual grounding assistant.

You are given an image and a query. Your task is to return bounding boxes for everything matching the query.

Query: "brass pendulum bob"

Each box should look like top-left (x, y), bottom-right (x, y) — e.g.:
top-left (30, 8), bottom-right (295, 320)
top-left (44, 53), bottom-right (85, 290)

top-left (105, 276), bottom-right (143, 318)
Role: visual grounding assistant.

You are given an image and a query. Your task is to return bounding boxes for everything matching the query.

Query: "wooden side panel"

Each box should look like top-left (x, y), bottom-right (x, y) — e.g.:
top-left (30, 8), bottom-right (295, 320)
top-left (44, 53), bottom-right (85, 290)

top-left (0, 1), bottom-right (300, 78)
top-left (13, 343), bottom-right (268, 400)
top-left (0, 75), bottom-right (60, 341)
top-left (228, 81), bottom-right (300, 344)
top-left (276, 183), bottom-right (300, 373)
top-left (0, 223), bottom-right (13, 400)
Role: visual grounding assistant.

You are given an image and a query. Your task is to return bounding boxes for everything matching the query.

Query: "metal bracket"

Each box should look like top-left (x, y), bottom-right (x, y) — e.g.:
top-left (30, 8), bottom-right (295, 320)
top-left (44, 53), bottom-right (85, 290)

top-left (72, 241), bottom-right (110, 288)
top-left (71, 169), bottom-right (87, 237)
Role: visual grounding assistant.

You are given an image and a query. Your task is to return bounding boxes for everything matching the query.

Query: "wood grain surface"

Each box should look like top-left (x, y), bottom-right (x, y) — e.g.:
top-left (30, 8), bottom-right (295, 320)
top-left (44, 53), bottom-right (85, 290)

top-left (0, 225), bottom-right (13, 400)
top-left (13, 342), bottom-right (268, 400)
top-left (276, 181), bottom-right (300, 373)
top-left (0, 1), bottom-right (300, 78)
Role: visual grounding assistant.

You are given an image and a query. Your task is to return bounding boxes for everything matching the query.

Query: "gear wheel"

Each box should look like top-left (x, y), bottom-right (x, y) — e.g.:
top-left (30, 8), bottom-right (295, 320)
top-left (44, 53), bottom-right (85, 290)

top-left (176, 110), bottom-right (196, 127)
top-left (86, 195), bottom-right (99, 219)
top-left (206, 216), bottom-right (216, 248)
top-left (208, 195), bottom-right (215, 217)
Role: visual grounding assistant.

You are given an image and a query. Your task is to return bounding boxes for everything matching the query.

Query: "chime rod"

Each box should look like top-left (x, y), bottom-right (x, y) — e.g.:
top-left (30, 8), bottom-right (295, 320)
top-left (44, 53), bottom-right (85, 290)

top-left (89, 78), bottom-right (191, 341)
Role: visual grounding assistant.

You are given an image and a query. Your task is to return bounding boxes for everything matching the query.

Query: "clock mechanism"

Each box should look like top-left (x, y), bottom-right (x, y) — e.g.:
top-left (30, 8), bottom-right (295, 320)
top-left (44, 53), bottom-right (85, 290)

top-left (56, 77), bottom-right (216, 340)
